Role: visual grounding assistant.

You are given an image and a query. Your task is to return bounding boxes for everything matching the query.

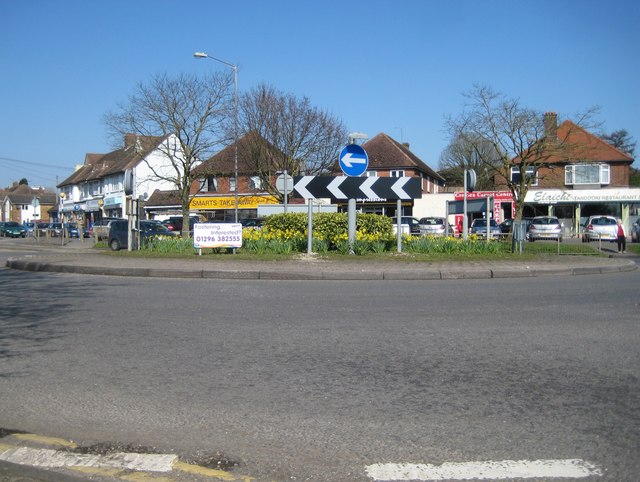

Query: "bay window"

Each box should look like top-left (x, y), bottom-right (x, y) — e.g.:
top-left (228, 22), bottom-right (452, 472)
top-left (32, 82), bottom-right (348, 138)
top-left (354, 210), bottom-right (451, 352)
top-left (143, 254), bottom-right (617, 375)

top-left (564, 163), bottom-right (609, 185)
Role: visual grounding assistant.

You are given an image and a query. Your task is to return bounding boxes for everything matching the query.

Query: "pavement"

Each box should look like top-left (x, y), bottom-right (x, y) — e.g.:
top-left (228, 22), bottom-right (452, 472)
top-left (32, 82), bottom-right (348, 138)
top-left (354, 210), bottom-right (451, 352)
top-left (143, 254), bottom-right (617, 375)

top-left (1, 236), bottom-right (637, 280)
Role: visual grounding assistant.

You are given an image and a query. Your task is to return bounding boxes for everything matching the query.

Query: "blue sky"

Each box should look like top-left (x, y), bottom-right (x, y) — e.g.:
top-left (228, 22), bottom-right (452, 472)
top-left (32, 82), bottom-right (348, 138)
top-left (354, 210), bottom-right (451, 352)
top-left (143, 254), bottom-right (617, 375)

top-left (1, 0), bottom-right (638, 190)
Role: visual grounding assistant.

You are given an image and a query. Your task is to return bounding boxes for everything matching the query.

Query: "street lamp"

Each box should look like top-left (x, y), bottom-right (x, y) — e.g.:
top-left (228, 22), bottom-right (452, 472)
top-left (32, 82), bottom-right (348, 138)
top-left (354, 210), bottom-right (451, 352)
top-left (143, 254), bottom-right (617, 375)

top-left (194, 51), bottom-right (239, 223)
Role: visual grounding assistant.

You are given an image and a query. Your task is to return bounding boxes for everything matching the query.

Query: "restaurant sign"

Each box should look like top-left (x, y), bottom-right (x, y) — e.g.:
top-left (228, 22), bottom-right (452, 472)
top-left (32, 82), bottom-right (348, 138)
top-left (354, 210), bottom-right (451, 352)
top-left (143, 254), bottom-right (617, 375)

top-left (526, 189), bottom-right (640, 204)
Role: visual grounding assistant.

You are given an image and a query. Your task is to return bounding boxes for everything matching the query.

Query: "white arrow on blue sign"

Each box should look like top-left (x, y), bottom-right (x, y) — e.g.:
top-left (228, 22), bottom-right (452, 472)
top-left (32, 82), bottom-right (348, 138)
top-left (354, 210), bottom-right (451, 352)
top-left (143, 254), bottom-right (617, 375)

top-left (339, 144), bottom-right (369, 176)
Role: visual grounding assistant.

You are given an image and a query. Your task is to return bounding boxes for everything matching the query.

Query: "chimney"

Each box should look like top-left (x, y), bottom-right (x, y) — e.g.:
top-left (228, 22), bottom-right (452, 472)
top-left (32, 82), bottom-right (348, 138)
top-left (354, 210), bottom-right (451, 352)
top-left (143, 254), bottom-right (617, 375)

top-left (544, 112), bottom-right (557, 141)
top-left (124, 133), bottom-right (137, 148)
top-left (402, 142), bottom-right (410, 150)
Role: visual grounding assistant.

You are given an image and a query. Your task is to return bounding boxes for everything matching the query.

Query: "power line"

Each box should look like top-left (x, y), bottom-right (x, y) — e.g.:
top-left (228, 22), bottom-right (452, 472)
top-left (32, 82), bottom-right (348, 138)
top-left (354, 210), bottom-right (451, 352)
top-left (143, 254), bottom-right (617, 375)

top-left (0, 156), bottom-right (73, 170)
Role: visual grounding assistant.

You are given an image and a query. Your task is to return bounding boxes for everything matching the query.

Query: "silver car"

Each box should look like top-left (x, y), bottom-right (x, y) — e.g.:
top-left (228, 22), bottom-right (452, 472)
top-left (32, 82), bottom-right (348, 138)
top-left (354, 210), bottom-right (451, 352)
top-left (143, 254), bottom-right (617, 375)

top-left (581, 215), bottom-right (618, 243)
top-left (418, 217), bottom-right (454, 236)
top-left (528, 216), bottom-right (563, 242)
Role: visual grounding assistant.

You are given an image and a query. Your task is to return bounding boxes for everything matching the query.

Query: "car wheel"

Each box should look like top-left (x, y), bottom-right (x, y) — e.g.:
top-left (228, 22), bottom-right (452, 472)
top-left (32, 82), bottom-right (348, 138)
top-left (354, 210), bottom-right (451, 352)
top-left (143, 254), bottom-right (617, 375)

top-left (559, 237), bottom-right (563, 243)
top-left (109, 239), bottom-right (121, 251)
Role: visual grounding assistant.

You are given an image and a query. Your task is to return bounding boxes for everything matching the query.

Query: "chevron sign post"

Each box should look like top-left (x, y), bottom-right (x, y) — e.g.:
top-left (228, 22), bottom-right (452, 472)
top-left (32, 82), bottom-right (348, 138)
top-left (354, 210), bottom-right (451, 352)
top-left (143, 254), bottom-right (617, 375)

top-left (293, 176), bottom-right (422, 200)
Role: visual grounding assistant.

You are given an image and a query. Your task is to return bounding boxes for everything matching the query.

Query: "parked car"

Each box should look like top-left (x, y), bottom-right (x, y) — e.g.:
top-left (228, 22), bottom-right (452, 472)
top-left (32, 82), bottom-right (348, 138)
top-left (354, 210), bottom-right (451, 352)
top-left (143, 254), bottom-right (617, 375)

top-left (92, 218), bottom-right (121, 240)
top-left (528, 216), bottom-right (563, 242)
top-left (390, 216), bottom-right (421, 235)
top-left (240, 218), bottom-right (265, 228)
top-left (581, 215), bottom-right (618, 243)
top-left (162, 216), bottom-right (202, 234)
top-left (64, 223), bottom-right (90, 238)
top-left (1, 221), bottom-right (27, 238)
top-left (418, 217), bottom-right (454, 236)
top-left (631, 218), bottom-right (640, 243)
top-left (47, 222), bottom-right (63, 236)
top-left (499, 217), bottom-right (533, 235)
top-left (108, 220), bottom-right (177, 251)
top-left (499, 218), bottom-right (514, 234)
top-left (23, 222), bottom-right (36, 235)
top-left (470, 218), bottom-right (501, 237)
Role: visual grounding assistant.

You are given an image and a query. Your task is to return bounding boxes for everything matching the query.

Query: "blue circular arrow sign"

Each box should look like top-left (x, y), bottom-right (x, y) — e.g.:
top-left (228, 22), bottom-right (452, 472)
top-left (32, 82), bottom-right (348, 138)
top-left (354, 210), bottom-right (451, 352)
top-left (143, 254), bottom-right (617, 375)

top-left (339, 144), bottom-right (369, 177)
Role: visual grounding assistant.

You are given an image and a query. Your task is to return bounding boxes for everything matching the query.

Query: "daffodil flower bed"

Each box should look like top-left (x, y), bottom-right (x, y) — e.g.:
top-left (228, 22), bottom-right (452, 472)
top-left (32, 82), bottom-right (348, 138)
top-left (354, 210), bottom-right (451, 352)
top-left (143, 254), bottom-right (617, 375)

top-left (135, 213), bottom-right (510, 256)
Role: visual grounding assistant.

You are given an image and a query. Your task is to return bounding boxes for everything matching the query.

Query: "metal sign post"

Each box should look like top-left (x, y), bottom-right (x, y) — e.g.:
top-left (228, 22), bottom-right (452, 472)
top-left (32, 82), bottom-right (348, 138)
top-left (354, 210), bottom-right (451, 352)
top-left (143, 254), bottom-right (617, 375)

top-left (396, 199), bottom-right (402, 253)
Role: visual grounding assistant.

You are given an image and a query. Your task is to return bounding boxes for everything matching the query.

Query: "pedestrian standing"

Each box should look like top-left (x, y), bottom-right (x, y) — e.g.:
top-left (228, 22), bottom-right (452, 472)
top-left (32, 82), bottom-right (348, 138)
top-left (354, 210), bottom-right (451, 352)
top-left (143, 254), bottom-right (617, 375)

top-left (616, 219), bottom-right (626, 253)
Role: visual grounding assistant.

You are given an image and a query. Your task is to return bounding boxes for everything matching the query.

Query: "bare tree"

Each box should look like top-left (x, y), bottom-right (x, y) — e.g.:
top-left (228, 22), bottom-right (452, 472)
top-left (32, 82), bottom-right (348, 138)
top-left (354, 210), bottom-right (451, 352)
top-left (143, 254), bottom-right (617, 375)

top-left (438, 133), bottom-right (500, 190)
top-left (446, 85), bottom-right (597, 219)
top-left (600, 129), bottom-right (636, 157)
top-left (238, 84), bottom-right (348, 200)
top-left (104, 72), bottom-right (234, 235)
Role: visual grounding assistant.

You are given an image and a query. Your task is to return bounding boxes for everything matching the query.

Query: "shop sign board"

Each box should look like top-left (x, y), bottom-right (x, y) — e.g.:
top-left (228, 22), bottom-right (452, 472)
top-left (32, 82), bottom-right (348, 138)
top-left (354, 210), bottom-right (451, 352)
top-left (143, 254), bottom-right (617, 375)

top-left (526, 188), bottom-right (640, 204)
top-left (190, 195), bottom-right (278, 210)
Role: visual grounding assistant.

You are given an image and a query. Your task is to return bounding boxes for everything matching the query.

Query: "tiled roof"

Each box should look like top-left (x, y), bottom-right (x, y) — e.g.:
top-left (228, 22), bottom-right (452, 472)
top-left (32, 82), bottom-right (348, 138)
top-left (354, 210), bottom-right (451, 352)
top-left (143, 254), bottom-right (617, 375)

top-left (58, 135), bottom-right (167, 187)
top-left (552, 120), bottom-right (634, 163)
top-left (145, 189), bottom-right (181, 207)
top-left (193, 132), bottom-right (285, 177)
top-left (4, 184), bottom-right (56, 204)
top-left (341, 133), bottom-right (444, 181)
top-left (516, 120), bottom-right (635, 165)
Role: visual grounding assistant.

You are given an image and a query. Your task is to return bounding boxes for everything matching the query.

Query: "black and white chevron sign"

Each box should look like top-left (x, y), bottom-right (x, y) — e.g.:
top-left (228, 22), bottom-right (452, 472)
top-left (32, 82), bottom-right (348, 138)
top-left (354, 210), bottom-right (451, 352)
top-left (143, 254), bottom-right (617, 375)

top-left (293, 176), bottom-right (422, 200)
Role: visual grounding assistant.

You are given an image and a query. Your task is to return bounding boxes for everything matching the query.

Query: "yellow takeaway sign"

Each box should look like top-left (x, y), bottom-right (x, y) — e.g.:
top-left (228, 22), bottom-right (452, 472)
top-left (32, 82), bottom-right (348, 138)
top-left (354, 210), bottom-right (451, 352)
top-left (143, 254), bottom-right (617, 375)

top-left (189, 195), bottom-right (278, 210)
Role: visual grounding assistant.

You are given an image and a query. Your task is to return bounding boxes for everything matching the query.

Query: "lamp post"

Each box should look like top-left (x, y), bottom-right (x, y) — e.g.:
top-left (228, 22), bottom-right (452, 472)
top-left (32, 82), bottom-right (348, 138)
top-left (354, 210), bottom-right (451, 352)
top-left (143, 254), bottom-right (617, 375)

top-left (194, 51), bottom-right (239, 223)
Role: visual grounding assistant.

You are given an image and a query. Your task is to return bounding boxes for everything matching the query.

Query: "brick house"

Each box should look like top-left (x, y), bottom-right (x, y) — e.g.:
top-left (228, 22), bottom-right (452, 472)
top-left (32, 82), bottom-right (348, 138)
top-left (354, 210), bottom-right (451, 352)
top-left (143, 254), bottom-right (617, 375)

top-left (1, 183), bottom-right (57, 223)
top-left (188, 132), bottom-right (284, 221)
top-left (333, 132), bottom-right (445, 217)
top-left (494, 112), bottom-right (638, 234)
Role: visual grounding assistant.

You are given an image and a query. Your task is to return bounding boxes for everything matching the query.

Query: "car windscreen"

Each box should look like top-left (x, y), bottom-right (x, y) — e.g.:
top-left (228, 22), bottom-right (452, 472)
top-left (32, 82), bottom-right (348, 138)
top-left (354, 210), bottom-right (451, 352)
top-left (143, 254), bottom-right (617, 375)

top-left (533, 218), bottom-right (558, 225)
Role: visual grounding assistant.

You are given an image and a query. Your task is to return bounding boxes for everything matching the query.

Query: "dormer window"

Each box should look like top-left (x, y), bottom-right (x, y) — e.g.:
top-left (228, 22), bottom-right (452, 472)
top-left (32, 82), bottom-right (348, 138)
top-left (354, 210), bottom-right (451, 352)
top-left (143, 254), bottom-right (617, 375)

top-left (564, 163), bottom-right (610, 185)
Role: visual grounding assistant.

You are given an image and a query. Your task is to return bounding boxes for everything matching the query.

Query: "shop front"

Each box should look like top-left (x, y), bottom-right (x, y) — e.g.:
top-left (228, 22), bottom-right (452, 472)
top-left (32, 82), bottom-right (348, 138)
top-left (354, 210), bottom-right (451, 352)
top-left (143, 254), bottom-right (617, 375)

top-left (452, 191), bottom-right (515, 232)
top-left (449, 188), bottom-right (640, 237)
top-left (103, 194), bottom-right (125, 218)
top-left (525, 188), bottom-right (640, 236)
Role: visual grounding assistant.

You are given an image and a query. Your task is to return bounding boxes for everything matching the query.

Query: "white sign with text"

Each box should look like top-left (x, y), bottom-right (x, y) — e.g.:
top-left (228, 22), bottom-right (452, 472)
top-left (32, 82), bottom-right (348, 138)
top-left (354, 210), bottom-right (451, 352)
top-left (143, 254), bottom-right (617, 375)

top-left (193, 223), bottom-right (242, 248)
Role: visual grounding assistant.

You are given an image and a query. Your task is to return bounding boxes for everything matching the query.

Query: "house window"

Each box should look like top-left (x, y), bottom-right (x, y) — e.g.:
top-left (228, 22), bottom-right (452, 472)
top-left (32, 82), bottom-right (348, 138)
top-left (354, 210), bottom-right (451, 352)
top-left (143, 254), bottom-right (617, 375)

top-left (229, 177), bottom-right (236, 192)
top-left (365, 171), bottom-right (378, 177)
top-left (390, 170), bottom-right (405, 178)
top-left (249, 176), bottom-right (261, 190)
top-left (510, 166), bottom-right (538, 186)
top-left (564, 163), bottom-right (610, 185)
top-left (207, 176), bottom-right (218, 192)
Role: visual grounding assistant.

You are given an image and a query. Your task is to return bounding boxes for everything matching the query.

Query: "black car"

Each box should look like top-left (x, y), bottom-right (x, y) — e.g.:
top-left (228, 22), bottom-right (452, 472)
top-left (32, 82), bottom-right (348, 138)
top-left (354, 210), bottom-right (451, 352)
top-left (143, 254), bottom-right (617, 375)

top-left (240, 218), bottom-right (264, 228)
top-left (499, 217), bottom-right (533, 234)
top-left (109, 220), bottom-right (177, 251)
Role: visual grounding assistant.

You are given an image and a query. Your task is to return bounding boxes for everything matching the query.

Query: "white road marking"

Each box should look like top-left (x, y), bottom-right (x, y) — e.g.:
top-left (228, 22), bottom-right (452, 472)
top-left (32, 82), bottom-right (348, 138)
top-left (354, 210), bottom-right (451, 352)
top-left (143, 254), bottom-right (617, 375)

top-left (365, 459), bottom-right (602, 480)
top-left (0, 446), bottom-right (177, 472)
